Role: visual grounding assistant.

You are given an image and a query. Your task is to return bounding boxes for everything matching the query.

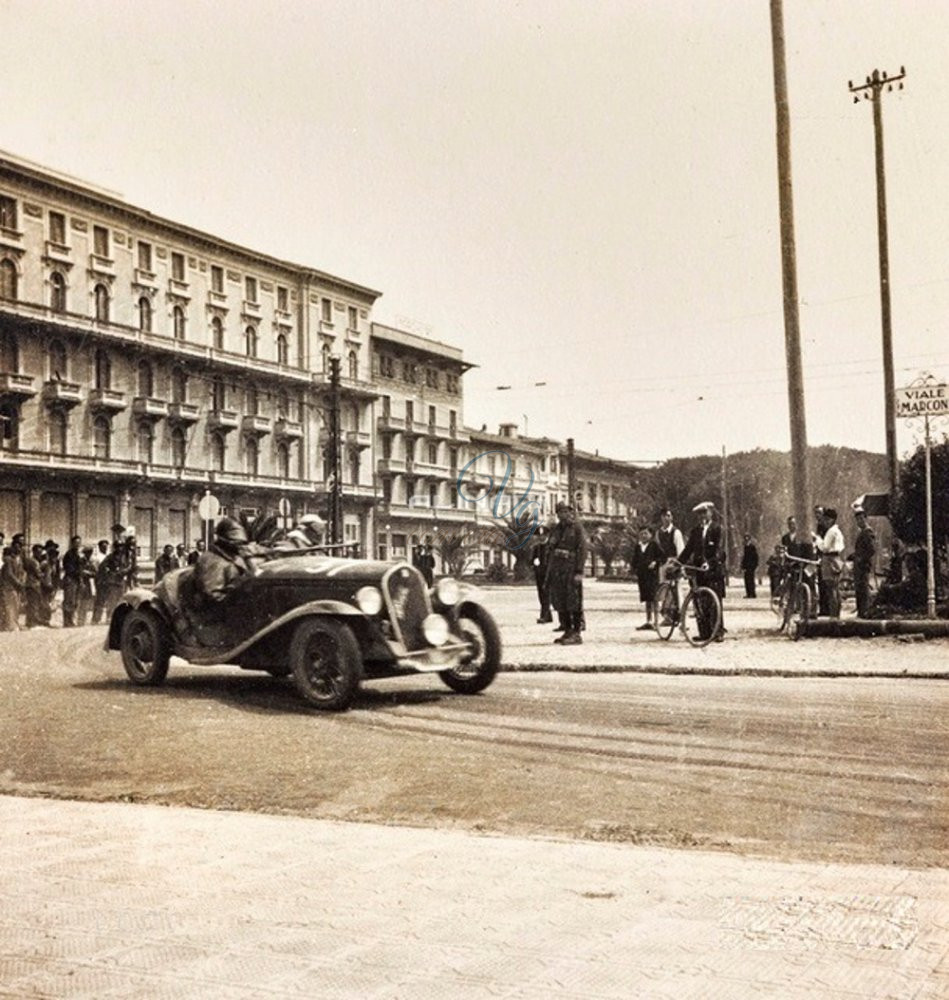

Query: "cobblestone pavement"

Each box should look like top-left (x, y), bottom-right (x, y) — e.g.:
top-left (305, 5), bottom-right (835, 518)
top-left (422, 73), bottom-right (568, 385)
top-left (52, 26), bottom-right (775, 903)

top-left (1, 796), bottom-right (947, 999)
top-left (482, 582), bottom-right (949, 677)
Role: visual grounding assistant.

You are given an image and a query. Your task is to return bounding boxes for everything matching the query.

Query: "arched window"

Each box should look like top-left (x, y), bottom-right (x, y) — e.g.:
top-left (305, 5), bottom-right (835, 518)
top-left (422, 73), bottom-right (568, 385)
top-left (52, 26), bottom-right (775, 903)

top-left (211, 316), bottom-right (224, 350)
top-left (211, 377), bottom-right (226, 411)
top-left (0, 403), bottom-right (18, 450)
top-left (245, 436), bottom-right (259, 476)
top-left (137, 422), bottom-right (154, 464)
top-left (171, 426), bottom-right (186, 468)
top-left (92, 415), bottom-right (110, 459)
top-left (211, 432), bottom-right (226, 472)
top-left (245, 325), bottom-right (258, 358)
top-left (173, 305), bottom-right (186, 341)
top-left (245, 382), bottom-right (259, 415)
top-left (0, 260), bottom-right (16, 301)
top-left (94, 349), bottom-right (111, 390)
top-left (276, 441), bottom-right (290, 479)
top-left (348, 350), bottom-right (358, 380)
top-left (321, 343), bottom-right (331, 372)
top-left (138, 296), bottom-right (152, 333)
top-left (276, 389), bottom-right (289, 419)
top-left (94, 283), bottom-right (109, 322)
top-left (49, 410), bottom-right (67, 456)
top-left (276, 333), bottom-right (288, 365)
top-left (137, 359), bottom-right (153, 397)
top-left (48, 340), bottom-right (67, 380)
top-left (49, 272), bottom-right (67, 313)
top-left (170, 368), bottom-right (187, 403)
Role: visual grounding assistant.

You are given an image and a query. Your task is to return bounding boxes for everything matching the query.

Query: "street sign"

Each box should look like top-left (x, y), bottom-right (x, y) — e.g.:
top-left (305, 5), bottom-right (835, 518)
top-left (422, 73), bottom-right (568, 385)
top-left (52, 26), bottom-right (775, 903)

top-left (895, 383), bottom-right (949, 418)
top-left (197, 492), bottom-right (220, 520)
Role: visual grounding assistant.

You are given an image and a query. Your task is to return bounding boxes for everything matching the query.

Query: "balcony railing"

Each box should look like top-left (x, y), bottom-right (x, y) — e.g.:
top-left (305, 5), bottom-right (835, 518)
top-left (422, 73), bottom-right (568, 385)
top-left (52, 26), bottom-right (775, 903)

top-left (207, 408), bottom-right (239, 432)
top-left (274, 417), bottom-right (303, 440)
top-left (132, 397), bottom-right (169, 421)
top-left (88, 388), bottom-right (127, 412)
top-left (376, 414), bottom-right (405, 433)
top-left (42, 380), bottom-right (82, 409)
top-left (241, 414), bottom-right (272, 437)
top-left (0, 372), bottom-right (37, 399)
top-left (167, 402), bottom-right (200, 425)
top-left (376, 457), bottom-right (406, 475)
top-left (344, 429), bottom-right (371, 450)
top-left (0, 300), bottom-right (313, 386)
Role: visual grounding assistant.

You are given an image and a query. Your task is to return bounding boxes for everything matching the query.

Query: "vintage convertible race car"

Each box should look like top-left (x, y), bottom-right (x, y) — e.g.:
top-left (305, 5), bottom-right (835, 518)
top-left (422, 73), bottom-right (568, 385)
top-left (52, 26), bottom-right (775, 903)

top-left (105, 552), bottom-right (501, 711)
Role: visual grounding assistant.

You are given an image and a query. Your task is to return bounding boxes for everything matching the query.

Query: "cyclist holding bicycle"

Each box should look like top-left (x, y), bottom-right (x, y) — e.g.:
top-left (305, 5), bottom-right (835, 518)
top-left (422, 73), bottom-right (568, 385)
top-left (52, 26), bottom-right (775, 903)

top-left (679, 501), bottom-right (726, 641)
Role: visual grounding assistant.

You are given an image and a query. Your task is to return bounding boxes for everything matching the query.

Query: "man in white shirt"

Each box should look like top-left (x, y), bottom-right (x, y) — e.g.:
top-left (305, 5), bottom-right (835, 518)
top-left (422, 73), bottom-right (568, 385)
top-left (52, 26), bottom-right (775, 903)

top-left (814, 507), bottom-right (845, 618)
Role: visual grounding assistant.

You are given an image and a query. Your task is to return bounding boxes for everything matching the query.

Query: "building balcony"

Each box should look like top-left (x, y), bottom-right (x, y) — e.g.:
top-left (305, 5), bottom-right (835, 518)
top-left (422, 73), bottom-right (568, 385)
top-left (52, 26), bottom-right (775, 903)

top-left (207, 290), bottom-right (228, 309)
top-left (42, 380), bottom-right (82, 409)
top-left (88, 253), bottom-right (114, 276)
top-left (376, 414), bottom-right (405, 434)
top-left (403, 419), bottom-right (426, 438)
top-left (132, 396), bottom-right (169, 422)
top-left (44, 241), bottom-right (72, 264)
top-left (168, 278), bottom-right (190, 299)
top-left (413, 460), bottom-right (448, 478)
top-left (377, 457), bottom-right (406, 475)
top-left (207, 408), bottom-right (240, 432)
top-left (241, 414), bottom-right (272, 437)
top-left (344, 429), bottom-right (371, 450)
top-left (0, 372), bottom-right (37, 400)
top-left (88, 387), bottom-right (127, 412)
top-left (167, 401), bottom-right (200, 425)
top-left (133, 268), bottom-right (158, 289)
top-left (274, 417), bottom-right (303, 440)
top-left (241, 300), bottom-right (261, 319)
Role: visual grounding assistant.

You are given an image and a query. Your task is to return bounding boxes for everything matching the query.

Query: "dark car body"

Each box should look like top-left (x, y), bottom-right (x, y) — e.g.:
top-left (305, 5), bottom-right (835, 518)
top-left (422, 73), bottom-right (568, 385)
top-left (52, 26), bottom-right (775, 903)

top-left (106, 551), bottom-right (501, 710)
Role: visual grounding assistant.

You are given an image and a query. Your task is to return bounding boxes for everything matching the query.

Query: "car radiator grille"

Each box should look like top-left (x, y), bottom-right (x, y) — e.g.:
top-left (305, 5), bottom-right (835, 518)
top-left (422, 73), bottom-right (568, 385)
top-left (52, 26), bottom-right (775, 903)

top-left (383, 566), bottom-right (429, 650)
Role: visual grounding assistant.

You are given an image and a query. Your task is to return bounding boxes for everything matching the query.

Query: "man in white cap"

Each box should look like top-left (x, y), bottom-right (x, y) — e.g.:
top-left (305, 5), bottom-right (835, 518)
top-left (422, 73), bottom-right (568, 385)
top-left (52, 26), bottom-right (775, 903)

top-left (679, 501), bottom-right (726, 640)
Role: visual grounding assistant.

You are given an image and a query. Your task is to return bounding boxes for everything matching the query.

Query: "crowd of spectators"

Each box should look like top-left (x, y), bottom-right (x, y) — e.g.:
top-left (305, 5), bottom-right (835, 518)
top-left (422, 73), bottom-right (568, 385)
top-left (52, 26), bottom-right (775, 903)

top-left (0, 524), bottom-right (207, 631)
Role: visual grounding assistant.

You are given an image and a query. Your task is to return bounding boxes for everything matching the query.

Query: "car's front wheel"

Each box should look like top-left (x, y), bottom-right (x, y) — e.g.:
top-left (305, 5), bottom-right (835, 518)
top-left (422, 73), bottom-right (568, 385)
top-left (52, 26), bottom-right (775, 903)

top-left (440, 605), bottom-right (501, 694)
top-left (120, 608), bottom-right (171, 686)
top-left (289, 619), bottom-right (362, 711)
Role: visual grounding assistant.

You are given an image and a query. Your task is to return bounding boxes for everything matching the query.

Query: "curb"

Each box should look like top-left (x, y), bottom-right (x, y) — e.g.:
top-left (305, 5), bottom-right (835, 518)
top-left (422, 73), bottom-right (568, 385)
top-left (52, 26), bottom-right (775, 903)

top-left (500, 662), bottom-right (949, 679)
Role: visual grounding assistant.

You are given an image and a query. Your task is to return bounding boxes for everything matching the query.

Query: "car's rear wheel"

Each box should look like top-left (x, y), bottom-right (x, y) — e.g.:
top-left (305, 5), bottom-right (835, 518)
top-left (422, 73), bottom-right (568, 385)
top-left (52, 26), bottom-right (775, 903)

top-left (120, 608), bottom-right (171, 686)
top-left (289, 619), bottom-right (362, 711)
top-left (440, 605), bottom-right (501, 694)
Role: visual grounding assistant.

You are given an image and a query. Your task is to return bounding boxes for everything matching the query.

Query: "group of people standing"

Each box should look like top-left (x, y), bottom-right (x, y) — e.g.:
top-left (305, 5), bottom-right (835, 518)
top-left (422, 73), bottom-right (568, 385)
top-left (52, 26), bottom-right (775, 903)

top-left (767, 505), bottom-right (877, 618)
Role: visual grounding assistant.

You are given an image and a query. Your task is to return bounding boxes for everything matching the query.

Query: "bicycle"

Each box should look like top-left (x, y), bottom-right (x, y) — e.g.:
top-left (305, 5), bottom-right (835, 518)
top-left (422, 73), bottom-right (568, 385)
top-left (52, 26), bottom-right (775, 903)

top-left (654, 561), bottom-right (723, 648)
top-left (780, 553), bottom-right (820, 640)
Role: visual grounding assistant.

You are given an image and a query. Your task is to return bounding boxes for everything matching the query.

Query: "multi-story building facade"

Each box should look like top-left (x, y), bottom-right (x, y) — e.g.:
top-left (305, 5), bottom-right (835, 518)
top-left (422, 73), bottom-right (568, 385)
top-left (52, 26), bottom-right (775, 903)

top-left (0, 152), bottom-right (379, 563)
top-left (370, 322), bottom-right (473, 562)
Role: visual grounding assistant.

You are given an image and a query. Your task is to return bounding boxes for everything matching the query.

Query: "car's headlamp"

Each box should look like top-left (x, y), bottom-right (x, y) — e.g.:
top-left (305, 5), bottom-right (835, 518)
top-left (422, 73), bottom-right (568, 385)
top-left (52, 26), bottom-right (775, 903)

top-left (422, 613), bottom-right (449, 646)
top-left (355, 586), bottom-right (383, 616)
top-left (434, 577), bottom-right (460, 606)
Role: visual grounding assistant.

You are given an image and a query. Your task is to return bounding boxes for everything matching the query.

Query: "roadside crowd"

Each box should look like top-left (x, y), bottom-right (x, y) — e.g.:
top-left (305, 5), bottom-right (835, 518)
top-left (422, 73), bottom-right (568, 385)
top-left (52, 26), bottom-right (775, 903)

top-left (527, 500), bottom-right (879, 643)
top-left (0, 525), bottom-right (207, 632)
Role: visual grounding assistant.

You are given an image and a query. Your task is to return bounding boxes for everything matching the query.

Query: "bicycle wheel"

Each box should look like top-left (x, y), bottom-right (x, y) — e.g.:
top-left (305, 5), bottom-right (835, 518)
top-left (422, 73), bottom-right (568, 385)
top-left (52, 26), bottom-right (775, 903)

top-left (681, 587), bottom-right (722, 648)
top-left (789, 582), bottom-right (811, 642)
top-left (780, 578), bottom-right (796, 633)
top-left (770, 579), bottom-right (787, 617)
top-left (654, 582), bottom-right (678, 641)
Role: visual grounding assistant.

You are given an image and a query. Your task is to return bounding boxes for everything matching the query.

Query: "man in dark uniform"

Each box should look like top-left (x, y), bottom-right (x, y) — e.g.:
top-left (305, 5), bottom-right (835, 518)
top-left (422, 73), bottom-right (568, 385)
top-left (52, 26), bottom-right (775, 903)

top-left (740, 533), bottom-right (759, 598)
top-left (545, 503), bottom-right (587, 645)
top-left (530, 521), bottom-right (553, 623)
top-left (851, 507), bottom-right (876, 618)
top-left (679, 501), bottom-right (725, 640)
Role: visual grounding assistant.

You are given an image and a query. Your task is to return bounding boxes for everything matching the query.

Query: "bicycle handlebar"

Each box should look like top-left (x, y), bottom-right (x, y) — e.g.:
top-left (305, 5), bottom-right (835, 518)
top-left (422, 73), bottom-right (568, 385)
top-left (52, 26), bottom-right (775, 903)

top-left (784, 553), bottom-right (820, 566)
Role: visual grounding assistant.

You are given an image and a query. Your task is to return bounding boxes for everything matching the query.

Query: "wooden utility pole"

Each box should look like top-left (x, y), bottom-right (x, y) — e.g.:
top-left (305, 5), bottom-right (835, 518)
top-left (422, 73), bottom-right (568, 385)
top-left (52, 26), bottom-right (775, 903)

top-left (327, 356), bottom-right (343, 545)
top-left (769, 0), bottom-right (810, 537)
top-left (848, 67), bottom-right (906, 500)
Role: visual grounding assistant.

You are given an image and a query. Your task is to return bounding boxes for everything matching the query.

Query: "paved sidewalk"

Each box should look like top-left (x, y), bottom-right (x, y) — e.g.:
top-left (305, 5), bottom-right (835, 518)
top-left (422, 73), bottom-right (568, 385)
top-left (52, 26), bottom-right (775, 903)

top-left (1, 795), bottom-right (947, 999)
top-left (482, 584), bottom-right (949, 678)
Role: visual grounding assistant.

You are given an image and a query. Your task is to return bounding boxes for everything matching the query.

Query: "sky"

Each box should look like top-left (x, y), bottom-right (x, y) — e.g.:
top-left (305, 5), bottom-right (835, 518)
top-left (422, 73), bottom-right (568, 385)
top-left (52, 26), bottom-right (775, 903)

top-left (2, 0), bottom-right (947, 463)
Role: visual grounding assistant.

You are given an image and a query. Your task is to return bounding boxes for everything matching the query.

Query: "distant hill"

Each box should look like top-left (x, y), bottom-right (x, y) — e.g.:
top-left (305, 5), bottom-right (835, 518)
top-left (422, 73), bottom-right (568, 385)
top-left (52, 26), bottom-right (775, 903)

top-left (624, 445), bottom-right (888, 561)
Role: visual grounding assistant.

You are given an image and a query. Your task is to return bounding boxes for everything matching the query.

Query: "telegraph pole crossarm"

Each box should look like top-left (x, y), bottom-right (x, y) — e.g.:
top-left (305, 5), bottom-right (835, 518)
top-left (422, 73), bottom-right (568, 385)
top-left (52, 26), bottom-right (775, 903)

top-left (848, 66), bottom-right (907, 500)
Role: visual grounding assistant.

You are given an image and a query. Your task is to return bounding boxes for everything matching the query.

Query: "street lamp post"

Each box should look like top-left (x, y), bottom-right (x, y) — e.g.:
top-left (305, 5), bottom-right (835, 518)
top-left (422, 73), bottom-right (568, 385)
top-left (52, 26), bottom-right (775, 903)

top-left (327, 355), bottom-right (343, 545)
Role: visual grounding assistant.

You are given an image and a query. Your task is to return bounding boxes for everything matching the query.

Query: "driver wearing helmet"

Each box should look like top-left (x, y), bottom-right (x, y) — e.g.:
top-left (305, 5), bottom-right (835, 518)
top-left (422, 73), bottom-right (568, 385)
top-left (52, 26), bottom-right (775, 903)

top-left (191, 516), bottom-right (254, 617)
top-left (282, 513), bottom-right (326, 550)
